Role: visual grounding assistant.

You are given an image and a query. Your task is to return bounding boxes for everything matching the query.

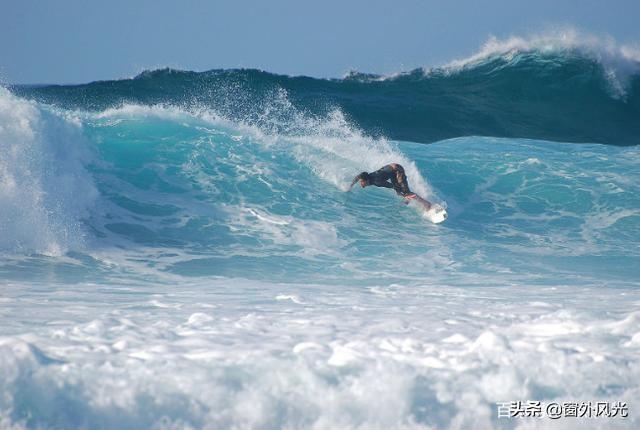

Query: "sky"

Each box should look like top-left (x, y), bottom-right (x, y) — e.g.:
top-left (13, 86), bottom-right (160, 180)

top-left (2, 0), bottom-right (640, 84)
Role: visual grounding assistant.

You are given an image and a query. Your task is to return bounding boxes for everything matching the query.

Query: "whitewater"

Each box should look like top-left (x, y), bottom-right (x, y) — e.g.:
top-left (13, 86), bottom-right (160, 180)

top-left (1, 34), bottom-right (640, 429)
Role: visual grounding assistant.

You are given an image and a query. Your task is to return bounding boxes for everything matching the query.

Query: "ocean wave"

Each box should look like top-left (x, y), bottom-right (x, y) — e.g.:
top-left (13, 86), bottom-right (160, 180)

top-left (1, 84), bottom-right (638, 285)
top-left (12, 32), bottom-right (640, 146)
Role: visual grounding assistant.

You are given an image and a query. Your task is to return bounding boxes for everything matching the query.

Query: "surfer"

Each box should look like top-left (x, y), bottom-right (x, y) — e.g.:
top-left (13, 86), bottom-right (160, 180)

top-left (348, 163), bottom-right (449, 223)
top-left (349, 163), bottom-right (419, 204)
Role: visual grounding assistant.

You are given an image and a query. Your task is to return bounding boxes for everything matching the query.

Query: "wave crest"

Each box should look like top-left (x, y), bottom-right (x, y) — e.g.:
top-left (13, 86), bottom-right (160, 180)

top-left (440, 29), bottom-right (640, 97)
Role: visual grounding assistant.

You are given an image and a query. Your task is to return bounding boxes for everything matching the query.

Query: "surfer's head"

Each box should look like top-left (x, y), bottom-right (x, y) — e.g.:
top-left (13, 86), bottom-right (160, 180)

top-left (356, 172), bottom-right (370, 187)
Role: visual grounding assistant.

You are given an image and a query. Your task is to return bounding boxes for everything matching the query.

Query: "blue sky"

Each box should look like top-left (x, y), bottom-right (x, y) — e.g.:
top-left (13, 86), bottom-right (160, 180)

top-left (2, 0), bottom-right (639, 84)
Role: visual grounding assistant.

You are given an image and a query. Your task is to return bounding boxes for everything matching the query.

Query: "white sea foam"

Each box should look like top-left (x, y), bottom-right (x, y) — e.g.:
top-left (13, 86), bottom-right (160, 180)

top-left (0, 279), bottom-right (638, 429)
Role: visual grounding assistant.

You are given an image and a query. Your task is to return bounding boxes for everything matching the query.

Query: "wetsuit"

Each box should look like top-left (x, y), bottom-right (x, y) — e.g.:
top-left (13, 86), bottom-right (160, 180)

top-left (368, 164), bottom-right (413, 197)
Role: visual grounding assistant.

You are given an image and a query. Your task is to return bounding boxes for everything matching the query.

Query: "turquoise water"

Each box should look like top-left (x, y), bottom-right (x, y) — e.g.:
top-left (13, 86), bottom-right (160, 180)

top-left (1, 39), bottom-right (640, 429)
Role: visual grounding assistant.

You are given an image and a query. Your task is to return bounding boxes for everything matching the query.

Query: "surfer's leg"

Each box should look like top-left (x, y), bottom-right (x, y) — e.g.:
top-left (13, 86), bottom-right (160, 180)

top-left (393, 166), bottom-right (412, 196)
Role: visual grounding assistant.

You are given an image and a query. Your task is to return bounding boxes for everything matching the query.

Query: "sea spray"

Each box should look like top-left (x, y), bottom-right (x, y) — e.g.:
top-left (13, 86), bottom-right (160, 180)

top-left (0, 88), bottom-right (97, 255)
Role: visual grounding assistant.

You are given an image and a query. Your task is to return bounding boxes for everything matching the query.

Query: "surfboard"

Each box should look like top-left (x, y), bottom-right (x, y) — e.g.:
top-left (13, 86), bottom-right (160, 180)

top-left (422, 203), bottom-right (447, 223)
top-left (408, 195), bottom-right (448, 224)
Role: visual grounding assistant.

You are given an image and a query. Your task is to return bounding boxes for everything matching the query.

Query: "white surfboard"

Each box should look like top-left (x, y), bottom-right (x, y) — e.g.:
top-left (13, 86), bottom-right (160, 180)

top-left (422, 203), bottom-right (448, 224)
top-left (408, 195), bottom-right (448, 224)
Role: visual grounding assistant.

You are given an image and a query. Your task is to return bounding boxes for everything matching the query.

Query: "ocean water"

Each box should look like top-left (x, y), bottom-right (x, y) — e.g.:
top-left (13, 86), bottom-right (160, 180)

top-left (1, 34), bottom-right (640, 429)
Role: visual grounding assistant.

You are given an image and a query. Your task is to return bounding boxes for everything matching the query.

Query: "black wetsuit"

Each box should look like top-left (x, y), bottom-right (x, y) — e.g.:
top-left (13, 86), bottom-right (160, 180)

top-left (368, 164), bottom-right (412, 196)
